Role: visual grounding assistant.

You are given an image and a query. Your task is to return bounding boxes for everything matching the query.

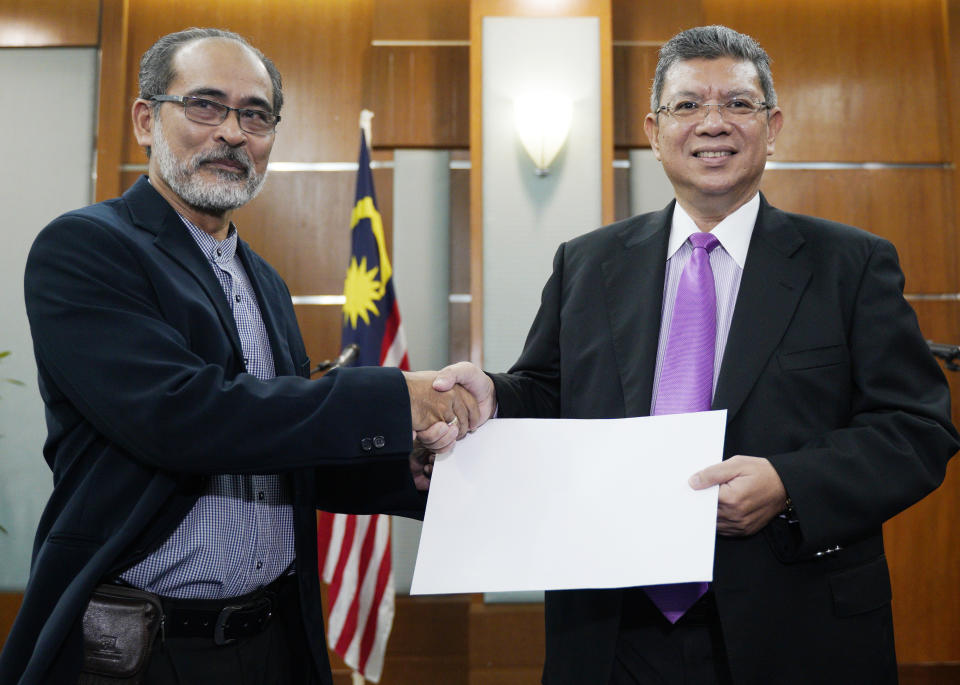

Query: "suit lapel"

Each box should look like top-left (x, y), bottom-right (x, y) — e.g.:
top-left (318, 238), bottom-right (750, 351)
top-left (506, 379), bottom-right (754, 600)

top-left (601, 204), bottom-right (673, 417)
top-left (713, 197), bottom-right (811, 423)
top-left (124, 176), bottom-right (246, 364)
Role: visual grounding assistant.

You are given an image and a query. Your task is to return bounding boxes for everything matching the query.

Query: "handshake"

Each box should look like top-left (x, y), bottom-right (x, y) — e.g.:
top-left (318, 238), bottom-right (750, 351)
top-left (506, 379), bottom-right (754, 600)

top-left (403, 362), bottom-right (497, 489)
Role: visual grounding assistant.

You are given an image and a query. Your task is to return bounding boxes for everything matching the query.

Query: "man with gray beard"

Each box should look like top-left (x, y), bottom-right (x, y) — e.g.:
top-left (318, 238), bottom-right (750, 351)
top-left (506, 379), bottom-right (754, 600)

top-left (1, 27), bottom-right (480, 685)
top-left (150, 111), bottom-right (269, 213)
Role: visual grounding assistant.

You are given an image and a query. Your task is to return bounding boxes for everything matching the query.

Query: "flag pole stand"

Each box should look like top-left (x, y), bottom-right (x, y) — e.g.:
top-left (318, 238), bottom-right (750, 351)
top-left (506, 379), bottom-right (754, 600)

top-left (351, 671), bottom-right (366, 685)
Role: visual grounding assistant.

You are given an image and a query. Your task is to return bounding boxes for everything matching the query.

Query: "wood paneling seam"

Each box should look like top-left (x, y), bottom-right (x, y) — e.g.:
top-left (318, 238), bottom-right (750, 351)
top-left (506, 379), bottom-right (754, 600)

top-left (372, 40), bottom-right (470, 46)
top-left (292, 294), bottom-right (471, 305)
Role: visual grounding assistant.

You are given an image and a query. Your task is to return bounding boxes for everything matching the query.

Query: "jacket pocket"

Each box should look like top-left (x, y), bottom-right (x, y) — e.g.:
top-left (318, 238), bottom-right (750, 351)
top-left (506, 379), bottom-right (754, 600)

top-left (828, 555), bottom-right (892, 617)
top-left (47, 532), bottom-right (103, 549)
top-left (778, 344), bottom-right (845, 371)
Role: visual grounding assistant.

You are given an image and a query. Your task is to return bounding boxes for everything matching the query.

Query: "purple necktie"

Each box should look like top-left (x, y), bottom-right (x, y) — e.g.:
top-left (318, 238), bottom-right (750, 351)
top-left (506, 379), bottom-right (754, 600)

top-left (646, 231), bottom-right (719, 623)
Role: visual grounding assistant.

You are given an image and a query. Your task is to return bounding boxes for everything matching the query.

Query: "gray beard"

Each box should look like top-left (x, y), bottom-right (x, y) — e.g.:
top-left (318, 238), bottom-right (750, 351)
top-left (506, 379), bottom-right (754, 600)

top-left (152, 116), bottom-right (268, 213)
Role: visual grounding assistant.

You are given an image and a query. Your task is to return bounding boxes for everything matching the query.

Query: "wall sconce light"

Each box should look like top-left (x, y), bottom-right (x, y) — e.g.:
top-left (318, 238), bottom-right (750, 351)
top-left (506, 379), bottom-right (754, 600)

top-left (514, 93), bottom-right (572, 176)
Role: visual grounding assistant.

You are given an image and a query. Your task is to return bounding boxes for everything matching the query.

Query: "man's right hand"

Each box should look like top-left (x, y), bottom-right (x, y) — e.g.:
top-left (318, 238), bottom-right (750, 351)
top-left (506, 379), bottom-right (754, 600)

top-left (404, 370), bottom-right (481, 453)
top-left (432, 362), bottom-right (497, 426)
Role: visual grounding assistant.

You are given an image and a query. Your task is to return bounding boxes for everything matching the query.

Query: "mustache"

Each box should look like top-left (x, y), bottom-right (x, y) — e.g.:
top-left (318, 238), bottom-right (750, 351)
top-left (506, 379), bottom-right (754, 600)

top-left (191, 146), bottom-right (253, 175)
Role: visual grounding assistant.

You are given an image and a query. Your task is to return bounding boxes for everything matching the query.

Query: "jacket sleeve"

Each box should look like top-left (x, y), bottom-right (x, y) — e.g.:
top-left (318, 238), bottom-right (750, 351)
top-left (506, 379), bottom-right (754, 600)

top-left (766, 239), bottom-right (958, 556)
top-left (24, 211), bottom-right (413, 475)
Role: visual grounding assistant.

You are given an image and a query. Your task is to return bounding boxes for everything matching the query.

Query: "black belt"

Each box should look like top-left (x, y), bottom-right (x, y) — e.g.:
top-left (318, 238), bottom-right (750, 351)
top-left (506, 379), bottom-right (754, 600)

top-left (159, 573), bottom-right (295, 645)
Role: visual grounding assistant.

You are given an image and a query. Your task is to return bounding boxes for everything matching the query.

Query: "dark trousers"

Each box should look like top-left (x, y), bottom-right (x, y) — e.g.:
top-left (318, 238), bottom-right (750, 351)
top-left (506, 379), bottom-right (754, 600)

top-left (143, 578), bottom-right (318, 685)
top-left (610, 589), bottom-right (733, 685)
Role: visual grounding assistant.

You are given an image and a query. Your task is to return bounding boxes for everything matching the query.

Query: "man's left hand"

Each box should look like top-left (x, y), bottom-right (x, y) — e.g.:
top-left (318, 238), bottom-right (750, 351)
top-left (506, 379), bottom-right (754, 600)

top-left (688, 455), bottom-right (787, 536)
top-left (409, 446), bottom-right (435, 492)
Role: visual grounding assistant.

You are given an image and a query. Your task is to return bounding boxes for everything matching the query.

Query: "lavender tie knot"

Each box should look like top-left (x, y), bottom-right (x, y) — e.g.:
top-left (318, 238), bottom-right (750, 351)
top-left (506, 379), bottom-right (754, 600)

top-left (689, 231), bottom-right (719, 253)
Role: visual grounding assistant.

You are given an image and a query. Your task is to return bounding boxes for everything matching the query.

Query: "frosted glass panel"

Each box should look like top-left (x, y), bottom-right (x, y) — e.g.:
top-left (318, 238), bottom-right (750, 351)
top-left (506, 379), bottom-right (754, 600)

top-left (0, 47), bottom-right (97, 589)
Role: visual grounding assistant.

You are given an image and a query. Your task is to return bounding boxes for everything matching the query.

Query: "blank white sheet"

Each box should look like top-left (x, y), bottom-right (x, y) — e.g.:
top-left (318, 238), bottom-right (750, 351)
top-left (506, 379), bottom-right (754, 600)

top-left (411, 411), bottom-right (726, 595)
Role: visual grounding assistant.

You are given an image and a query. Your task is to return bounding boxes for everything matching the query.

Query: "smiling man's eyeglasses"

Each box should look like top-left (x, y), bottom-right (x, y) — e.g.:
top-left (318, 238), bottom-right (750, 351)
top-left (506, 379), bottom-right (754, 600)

top-left (150, 95), bottom-right (280, 135)
top-left (656, 99), bottom-right (769, 121)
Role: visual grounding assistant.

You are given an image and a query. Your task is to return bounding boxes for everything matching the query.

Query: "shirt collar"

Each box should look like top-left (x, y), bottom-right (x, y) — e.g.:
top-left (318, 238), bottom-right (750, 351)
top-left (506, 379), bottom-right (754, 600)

top-left (666, 193), bottom-right (759, 268)
top-left (178, 213), bottom-right (239, 264)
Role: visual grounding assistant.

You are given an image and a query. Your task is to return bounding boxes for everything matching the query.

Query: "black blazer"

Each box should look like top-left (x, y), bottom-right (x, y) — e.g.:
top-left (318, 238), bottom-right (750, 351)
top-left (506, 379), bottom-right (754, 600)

top-left (492, 197), bottom-right (958, 685)
top-left (0, 176), bottom-right (425, 685)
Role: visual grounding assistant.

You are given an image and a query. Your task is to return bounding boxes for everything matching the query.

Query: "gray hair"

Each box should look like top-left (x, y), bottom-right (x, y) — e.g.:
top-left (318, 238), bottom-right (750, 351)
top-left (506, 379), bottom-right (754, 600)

top-left (651, 25), bottom-right (776, 112)
top-left (138, 27), bottom-right (284, 115)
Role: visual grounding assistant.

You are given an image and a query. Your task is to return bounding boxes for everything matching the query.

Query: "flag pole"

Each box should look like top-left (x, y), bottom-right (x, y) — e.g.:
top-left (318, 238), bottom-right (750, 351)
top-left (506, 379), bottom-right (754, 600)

top-left (323, 109), bottom-right (398, 685)
top-left (347, 108), bottom-right (375, 685)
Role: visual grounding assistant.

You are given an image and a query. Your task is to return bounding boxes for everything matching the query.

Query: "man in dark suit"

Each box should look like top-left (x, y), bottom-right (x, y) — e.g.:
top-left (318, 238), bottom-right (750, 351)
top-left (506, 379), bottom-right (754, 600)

top-left (0, 27), bottom-right (480, 685)
top-left (435, 25), bottom-right (958, 684)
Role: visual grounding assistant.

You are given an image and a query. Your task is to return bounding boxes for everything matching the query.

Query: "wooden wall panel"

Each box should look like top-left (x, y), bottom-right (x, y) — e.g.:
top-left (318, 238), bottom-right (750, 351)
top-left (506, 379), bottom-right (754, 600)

top-left (611, 0), bottom-right (703, 42)
top-left (704, 0), bottom-right (949, 163)
top-left (613, 44), bottom-right (658, 148)
top-left (0, 591), bottom-right (23, 652)
top-left (885, 422), bottom-right (960, 662)
top-left (0, 0), bottom-right (99, 46)
top-left (95, 0), bottom-right (129, 203)
top-left (377, 596), bottom-right (470, 685)
top-left (614, 158), bottom-right (631, 221)
top-left (612, 0), bottom-right (951, 159)
top-left (885, 301), bottom-right (960, 665)
top-left (293, 305), bottom-right (345, 373)
top-left (450, 303), bottom-right (471, 364)
top-left (119, 171), bottom-right (143, 194)
top-left (370, 46), bottom-right (470, 148)
top-left (609, 0), bottom-right (702, 149)
top-left (467, 601), bottom-right (544, 684)
top-left (759, 169), bottom-right (957, 294)
top-left (900, 664), bottom-right (960, 685)
top-left (229, 168), bottom-right (394, 296)
top-left (120, 0), bottom-right (376, 164)
top-left (373, 0), bottom-right (469, 41)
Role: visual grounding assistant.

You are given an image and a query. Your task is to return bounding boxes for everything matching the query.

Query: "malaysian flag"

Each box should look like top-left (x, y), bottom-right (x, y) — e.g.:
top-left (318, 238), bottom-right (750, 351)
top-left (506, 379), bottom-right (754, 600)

top-left (317, 129), bottom-right (407, 683)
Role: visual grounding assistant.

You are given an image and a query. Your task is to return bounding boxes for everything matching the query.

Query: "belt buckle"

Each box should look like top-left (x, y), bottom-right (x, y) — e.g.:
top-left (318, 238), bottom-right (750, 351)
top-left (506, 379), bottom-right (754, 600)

top-left (213, 604), bottom-right (243, 646)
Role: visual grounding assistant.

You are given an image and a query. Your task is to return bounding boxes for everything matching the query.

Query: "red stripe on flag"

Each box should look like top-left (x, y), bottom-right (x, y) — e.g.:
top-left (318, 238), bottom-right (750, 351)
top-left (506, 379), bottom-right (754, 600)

top-left (316, 511), bottom-right (334, 577)
top-left (327, 514), bottom-right (357, 606)
top-left (379, 301), bottom-right (402, 366)
top-left (334, 515), bottom-right (379, 654)
top-left (358, 533), bottom-right (393, 672)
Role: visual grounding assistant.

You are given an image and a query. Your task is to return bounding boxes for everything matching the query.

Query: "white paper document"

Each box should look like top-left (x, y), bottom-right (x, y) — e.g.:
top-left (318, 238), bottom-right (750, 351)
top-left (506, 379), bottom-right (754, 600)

top-left (410, 410), bottom-right (726, 595)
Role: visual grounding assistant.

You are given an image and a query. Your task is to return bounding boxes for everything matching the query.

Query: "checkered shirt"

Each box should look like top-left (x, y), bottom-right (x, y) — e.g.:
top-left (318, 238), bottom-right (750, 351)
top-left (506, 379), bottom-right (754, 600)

top-left (120, 216), bottom-right (296, 599)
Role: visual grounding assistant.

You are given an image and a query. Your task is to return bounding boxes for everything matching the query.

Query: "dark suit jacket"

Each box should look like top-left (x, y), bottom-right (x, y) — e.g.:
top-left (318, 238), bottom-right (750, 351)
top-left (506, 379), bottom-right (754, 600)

top-left (0, 176), bottom-right (425, 685)
top-left (491, 196), bottom-right (958, 685)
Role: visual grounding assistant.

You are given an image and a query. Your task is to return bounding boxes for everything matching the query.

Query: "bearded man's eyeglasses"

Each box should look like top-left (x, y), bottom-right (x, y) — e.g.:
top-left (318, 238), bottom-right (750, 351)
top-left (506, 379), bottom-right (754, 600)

top-left (656, 99), bottom-right (769, 121)
top-left (150, 95), bottom-right (280, 135)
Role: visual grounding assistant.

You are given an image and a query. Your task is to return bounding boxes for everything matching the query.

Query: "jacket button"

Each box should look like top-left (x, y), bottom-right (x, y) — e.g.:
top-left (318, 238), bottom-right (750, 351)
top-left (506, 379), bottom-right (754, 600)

top-left (361, 438), bottom-right (373, 451)
top-left (373, 435), bottom-right (385, 449)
